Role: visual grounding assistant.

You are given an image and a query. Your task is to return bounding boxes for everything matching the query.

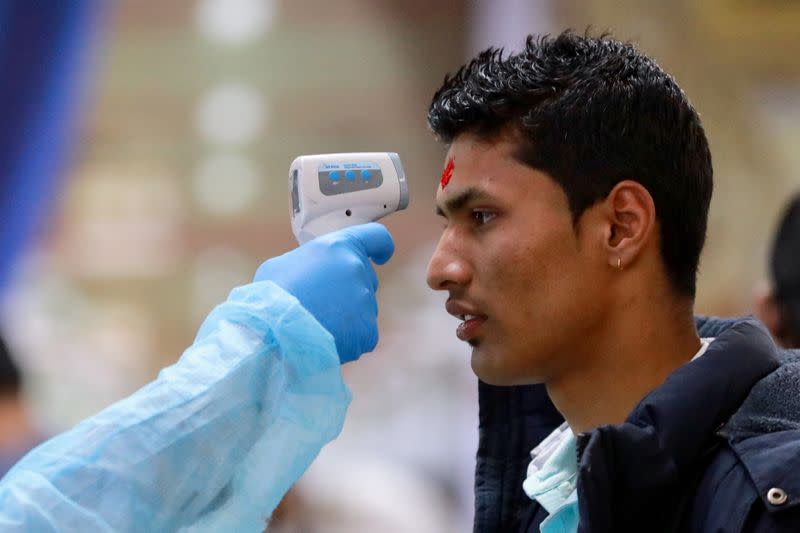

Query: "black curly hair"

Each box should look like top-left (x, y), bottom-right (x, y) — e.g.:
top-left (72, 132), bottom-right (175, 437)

top-left (428, 30), bottom-right (713, 298)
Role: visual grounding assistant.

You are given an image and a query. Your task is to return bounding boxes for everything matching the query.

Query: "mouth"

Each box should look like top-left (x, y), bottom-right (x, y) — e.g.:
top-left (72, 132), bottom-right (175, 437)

top-left (445, 300), bottom-right (488, 343)
top-left (455, 314), bottom-right (487, 343)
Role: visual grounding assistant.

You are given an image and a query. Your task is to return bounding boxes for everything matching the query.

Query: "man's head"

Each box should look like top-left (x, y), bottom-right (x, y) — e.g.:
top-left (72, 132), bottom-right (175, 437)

top-left (757, 194), bottom-right (800, 348)
top-left (426, 31), bottom-right (713, 385)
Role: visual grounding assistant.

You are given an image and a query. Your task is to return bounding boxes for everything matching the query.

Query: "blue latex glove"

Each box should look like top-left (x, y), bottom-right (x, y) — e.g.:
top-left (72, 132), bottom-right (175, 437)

top-left (254, 223), bottom-right (395, 363)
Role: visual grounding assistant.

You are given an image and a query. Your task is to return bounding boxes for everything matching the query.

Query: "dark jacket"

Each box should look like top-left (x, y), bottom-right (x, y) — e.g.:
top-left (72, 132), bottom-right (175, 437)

top-left (474, 317), bottom-right (800, 532)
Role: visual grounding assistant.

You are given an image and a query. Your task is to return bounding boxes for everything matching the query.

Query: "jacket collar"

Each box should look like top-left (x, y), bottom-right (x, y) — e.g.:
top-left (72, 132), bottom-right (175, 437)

top-left (617, 317), bottom-right (779, 476)
top-left (573, 318), bottom-right (780, 531)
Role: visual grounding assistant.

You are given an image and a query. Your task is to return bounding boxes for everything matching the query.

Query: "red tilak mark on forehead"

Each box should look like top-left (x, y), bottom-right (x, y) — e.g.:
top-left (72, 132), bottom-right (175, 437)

top-left (440, 158), bottom-right (455, 189)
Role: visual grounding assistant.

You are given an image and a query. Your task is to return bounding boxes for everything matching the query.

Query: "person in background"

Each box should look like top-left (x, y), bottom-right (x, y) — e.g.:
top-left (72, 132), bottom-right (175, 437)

top-left (0, 335), bottom-right (45, 478)
top-left (756, 193), bottom-right (800, 348)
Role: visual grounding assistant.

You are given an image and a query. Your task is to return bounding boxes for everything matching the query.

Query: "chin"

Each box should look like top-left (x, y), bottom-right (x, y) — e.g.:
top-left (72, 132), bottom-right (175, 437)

top-left (470, 346), bottom-right (545, 386)
top-left (471, 350), bottom-right (520, 386)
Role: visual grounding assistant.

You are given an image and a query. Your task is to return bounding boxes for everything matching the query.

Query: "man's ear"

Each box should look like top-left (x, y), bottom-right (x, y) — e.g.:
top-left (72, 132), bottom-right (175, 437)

top-left (755, 282), bottom-right (784, 341)
top-left (600, 180), bottom-right (656, 269)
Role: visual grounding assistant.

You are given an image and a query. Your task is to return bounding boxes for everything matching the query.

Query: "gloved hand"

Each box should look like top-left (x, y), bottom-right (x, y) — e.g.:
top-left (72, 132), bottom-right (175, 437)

top-left (254, 223), bottom-right (395, 363)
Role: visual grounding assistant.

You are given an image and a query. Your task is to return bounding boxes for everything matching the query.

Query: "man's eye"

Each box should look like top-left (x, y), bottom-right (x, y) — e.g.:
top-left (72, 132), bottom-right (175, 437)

top-left (472, 210), bottom-right (496, 225)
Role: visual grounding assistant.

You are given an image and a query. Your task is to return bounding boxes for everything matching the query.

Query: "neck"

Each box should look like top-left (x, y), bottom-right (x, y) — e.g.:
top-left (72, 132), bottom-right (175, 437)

top-left (546, 287), bottom-right (700, 434)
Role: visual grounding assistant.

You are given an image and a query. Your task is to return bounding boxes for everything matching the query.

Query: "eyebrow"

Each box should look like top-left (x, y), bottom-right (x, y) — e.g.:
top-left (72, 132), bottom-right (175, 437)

top-left (435, 187), bottom-right (496, 217)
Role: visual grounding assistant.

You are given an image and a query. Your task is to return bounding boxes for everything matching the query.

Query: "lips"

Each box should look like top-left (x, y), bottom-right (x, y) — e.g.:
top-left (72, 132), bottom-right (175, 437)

top-left (446, 300), bottom-right (488, 342)
top-left (456, 316), bottom-right (486, 342)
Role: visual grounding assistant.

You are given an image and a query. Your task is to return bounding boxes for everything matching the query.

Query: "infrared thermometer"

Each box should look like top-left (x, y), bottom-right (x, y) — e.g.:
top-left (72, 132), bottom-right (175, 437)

top-left (289, 152), bottom-right (409, 244)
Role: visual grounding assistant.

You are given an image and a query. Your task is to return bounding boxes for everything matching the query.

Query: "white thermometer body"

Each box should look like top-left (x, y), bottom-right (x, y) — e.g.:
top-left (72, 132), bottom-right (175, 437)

top-left (289, 152), bottom-right (409, 244)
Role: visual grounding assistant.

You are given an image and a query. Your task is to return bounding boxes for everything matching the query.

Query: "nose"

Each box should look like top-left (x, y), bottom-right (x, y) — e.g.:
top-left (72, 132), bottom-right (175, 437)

top-left (426, 231), bottom-right (471, 291)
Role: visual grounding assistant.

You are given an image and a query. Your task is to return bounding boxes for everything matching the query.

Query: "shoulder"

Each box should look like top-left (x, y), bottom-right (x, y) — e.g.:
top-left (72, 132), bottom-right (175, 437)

top-left (689, 431), bottom-right (800, 532)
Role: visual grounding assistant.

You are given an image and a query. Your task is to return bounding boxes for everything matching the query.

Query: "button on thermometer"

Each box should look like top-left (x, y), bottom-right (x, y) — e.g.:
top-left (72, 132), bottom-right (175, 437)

top-left (289, 152), bottom-right (409, 244)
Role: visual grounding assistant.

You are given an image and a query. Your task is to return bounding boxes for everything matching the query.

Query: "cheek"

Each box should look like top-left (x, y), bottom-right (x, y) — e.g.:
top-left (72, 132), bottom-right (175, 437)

top-left (495, 234), bottom-right (586, 315)
top-left (480, 242), bottom-right (531, 286)
top-left (479, 242), bottom-right (548, 314)
top-left (513, 229), bottom-right (568, 276)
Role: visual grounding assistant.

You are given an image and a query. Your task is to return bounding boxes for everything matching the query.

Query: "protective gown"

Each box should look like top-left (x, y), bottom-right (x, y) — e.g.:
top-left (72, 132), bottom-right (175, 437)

top-left (0, 281), bottom-right (351, 532)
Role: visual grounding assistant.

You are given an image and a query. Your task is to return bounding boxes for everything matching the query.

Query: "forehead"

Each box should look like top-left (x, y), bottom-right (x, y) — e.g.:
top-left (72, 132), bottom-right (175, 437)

top-left (435, 135), bottom-right (547, 206)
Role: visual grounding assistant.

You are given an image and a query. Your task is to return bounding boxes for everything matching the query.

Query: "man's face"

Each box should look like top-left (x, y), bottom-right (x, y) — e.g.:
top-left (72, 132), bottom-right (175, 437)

top-left (427, 135), bottom-right (609, 385)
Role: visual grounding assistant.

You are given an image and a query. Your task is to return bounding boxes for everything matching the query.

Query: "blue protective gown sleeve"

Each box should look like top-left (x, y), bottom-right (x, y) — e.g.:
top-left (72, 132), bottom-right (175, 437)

top-left (0, 280), bottom-right (351, 532)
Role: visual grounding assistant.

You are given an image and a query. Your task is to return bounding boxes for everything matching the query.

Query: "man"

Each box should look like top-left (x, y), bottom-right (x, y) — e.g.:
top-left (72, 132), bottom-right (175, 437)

top-left (426, 31), bottom-right (800, 531)
top-left (757, 193), bottom-right (800, 348)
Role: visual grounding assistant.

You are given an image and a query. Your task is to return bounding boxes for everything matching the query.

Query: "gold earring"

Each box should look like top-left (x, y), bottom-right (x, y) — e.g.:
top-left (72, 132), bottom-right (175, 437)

top-left (617, 257), bottom-right (623, 270)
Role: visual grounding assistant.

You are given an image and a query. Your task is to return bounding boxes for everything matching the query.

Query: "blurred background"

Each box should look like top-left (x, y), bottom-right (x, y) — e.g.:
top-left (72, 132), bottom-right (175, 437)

top-left (0, 0), bottom-right (798, 531)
